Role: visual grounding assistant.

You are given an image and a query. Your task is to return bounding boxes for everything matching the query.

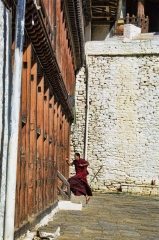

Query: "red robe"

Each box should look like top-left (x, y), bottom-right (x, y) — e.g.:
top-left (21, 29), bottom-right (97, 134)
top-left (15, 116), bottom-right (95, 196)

top-left (68, 158), bottom-right (92, 197)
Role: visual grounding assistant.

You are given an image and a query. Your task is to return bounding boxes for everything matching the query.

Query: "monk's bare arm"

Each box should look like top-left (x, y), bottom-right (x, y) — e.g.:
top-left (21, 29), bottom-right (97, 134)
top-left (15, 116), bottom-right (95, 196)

top-left (66, 158), bottom-right (74, 166)
top-left (66, 161), bottom-right (74, 166)
top-left (79, 161), bottom-right (90, 167)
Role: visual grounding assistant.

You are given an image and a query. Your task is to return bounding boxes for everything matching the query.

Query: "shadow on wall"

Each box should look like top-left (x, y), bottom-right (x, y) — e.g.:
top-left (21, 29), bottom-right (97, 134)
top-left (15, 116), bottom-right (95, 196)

top-left (91, 25), bottom-right (111, 40)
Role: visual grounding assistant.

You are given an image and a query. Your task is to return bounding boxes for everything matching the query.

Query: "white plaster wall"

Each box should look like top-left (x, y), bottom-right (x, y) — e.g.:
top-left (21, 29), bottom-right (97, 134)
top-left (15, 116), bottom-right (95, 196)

top-left (72, 40), bottom-right (159, 191)
top-left (0, 1), bottom-right (11, 237)
top-left (0, 0), bottom-right (4, 237)
top-left (0, 0), bottom-right (4, 155)
top-left (70, 67), bottom-right (86, 168)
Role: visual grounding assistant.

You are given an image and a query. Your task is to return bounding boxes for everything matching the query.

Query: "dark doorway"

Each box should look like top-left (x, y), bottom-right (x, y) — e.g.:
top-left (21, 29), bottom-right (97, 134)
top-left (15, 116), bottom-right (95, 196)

top-left (126, 0), bottom-right (138, 16)
top-left (145, 0), bottom-right (159, 32)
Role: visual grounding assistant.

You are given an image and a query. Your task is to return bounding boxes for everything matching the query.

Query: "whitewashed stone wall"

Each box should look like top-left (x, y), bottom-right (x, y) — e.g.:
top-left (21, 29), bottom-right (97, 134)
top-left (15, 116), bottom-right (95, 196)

top-left (72, 39), bottom-right (159, 192)
top-left (0, 1), bottom-right (11, 237)
top-left (70, 67), bottom-right (86, 167)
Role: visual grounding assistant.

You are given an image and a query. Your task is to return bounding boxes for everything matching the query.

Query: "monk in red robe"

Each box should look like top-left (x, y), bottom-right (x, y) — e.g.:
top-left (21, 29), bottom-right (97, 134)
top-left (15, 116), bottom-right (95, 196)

top-left (66, 153), bottom-right (92, 204)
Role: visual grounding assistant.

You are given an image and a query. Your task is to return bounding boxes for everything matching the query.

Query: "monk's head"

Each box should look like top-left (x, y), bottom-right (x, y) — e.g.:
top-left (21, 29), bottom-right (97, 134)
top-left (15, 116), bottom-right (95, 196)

top-left (74, 152), bottom-right (80, 160)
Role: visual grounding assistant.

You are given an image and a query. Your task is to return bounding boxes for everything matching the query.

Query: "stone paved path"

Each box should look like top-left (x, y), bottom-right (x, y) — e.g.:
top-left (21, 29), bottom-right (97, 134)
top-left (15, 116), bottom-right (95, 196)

top-left (38, 193), bottom-right (159, 240)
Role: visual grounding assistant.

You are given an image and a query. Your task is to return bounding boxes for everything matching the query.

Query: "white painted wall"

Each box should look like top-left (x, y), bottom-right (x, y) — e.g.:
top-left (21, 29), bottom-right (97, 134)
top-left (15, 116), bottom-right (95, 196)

top-left (0, 1), bottom-right (5, 238)
top-left (0, 1), bottom-right (11, 238)
top-left (70, 67), bottom-right (86, 163)
top-left (71, 39), bottom-right (159, 191)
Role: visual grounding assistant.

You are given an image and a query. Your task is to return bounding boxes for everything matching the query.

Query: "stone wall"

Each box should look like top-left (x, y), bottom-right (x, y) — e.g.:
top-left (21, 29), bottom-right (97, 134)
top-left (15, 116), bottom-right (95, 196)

top-left (70, 67), bottom-right (86, 174)
top-left (0, 1), bottom-right (11, 237)
top-left (72, 39), bottom-right (159, 191)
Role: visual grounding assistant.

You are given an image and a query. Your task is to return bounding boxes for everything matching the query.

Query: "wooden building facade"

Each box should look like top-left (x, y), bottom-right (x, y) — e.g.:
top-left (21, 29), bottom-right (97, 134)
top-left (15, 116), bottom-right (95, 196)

top-left (2, 0), bottom-right (158, 237)
top-left (1, 0), bottom-right (91, 237)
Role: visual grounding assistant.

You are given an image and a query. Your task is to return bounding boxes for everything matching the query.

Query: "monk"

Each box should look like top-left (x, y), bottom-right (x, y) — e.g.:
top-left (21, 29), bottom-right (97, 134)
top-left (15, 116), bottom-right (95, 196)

top-left (66, 153), bottom-right (92, 204)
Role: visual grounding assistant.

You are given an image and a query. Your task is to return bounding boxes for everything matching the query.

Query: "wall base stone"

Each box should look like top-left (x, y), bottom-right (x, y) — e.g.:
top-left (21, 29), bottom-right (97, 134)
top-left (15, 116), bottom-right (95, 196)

top-left (121, 184), bottom-right (159, 196)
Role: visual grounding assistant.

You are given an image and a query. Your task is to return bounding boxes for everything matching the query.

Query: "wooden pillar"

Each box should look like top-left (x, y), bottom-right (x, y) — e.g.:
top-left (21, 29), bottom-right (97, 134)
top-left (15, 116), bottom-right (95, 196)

top-left (37, 73), bottom-right (44, 212)
top-left (62, 113), bottom-right (64, 176)
top-left (67, 121), bottom-right (71, 179)
top-left (25, 39), bottom-right (31, 219)
top-left (64, 117), bottom-right (68, 178)
top-left (63, 116), bottom-right (67, 177)
top-left (61, 115), bottom-right (64, 176)
top-left (43, 0), bottom-right (49, 11)
top-left (15, 36), bottom-right (31, 227)
top-left (19, 35), bottom-right (28, 225)
top-left (60, 109), bottom-right (63, 175)
top-left (44, 85), bottom-right (49, 208)
top-left (53, 101), bottom-right (58, 202)
top-left (29, 47), bottom-right (37, 216)
top-left (59, 108), bottom-right (61, 173)
top-left (49, 95), bottom-right (54, 204)
top-left (56, 104), bottom-right (60, 171)
top-left (53, 102), bottom-right (57, 165)
top-left (138, 0), bottom-right (145, 17)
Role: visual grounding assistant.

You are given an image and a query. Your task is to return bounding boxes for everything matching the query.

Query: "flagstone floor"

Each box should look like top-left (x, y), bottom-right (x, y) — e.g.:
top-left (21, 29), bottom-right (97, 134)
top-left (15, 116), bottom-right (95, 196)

top-left (38, 193), bottom-right (159, 240)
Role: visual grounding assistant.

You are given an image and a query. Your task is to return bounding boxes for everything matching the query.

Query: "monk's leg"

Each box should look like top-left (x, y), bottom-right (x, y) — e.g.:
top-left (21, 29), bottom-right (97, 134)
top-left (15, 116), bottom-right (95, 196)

top-left (86, 194), bottom-right (90, 204)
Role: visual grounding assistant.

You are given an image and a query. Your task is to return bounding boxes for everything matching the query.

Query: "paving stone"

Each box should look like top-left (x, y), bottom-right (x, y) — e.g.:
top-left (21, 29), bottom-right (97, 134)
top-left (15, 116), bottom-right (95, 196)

top-left (103, 231), bottom-right (121, 236)
top-left (119, 230), bottom-right (140, 237)
top-left (95, 237), bottom-right (111, 240)
top-left (95, 238), bottom-right (112, 240)
top-left (37, 193), bottom-right (159, 240)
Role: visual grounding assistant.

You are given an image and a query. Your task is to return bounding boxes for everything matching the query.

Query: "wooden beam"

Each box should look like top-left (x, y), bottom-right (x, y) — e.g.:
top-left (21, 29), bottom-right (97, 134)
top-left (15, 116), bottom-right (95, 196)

top-left (92, 16), bottom-right (111, 19)
top-left (92, 8), bottom-right (109, 13)
top-left (92, 13), bottom-right (111, 18)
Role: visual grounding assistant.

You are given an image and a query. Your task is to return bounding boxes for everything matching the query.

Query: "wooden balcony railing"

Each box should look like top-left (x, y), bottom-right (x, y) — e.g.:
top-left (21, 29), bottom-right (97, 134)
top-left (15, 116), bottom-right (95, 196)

top-left (115, 14), bottom-right (149, 36)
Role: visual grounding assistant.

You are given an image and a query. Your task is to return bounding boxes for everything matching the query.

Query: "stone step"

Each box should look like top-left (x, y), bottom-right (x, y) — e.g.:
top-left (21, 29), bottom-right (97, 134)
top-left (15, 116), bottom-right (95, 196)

top-left (132, 32), bottom-right (154, 40)
top-left (121, 184), bottom-right (159, 196)
top-left (58, 200), bottom-right (82, 211)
